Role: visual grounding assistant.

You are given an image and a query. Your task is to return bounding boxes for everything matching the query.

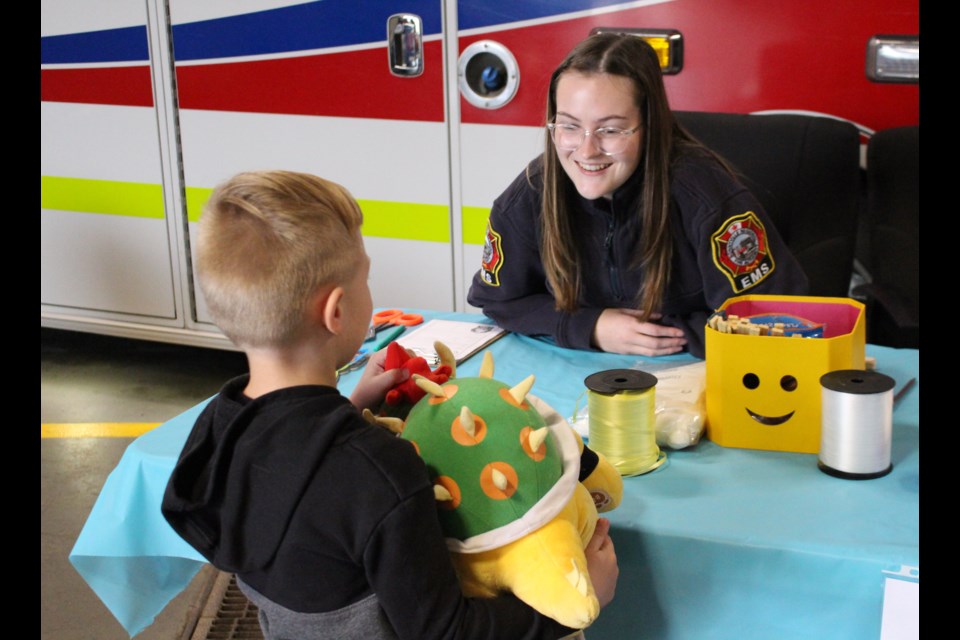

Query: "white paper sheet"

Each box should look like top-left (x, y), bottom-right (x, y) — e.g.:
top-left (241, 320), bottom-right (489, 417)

top-left (397, 319), bottom-right (506, 364)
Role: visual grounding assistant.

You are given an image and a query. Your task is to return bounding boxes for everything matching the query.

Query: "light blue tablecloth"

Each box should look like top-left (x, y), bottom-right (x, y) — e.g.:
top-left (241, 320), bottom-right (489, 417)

top-left (70, 311), bottom-right (919, 638)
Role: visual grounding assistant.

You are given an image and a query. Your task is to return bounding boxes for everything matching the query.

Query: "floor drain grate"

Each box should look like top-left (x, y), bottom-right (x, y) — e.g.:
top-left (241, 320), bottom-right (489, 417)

top-left (190, 571), bottom-right (264, 640)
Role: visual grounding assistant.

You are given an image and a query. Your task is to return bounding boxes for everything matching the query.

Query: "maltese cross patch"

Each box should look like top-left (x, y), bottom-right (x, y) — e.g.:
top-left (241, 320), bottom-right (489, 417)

top-left (480, 222), bottom-right (504, 287)
top-left (711, 211), bottom-right (776, 293)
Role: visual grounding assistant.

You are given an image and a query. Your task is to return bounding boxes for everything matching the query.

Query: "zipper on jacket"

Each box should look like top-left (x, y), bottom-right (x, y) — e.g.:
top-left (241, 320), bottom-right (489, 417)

top-left (604, 216), bottom-right (625, 301)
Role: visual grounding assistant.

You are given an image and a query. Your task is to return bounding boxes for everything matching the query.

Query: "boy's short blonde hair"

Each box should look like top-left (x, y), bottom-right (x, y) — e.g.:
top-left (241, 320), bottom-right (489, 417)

top-left (196, 170), bottom-right (364, 348)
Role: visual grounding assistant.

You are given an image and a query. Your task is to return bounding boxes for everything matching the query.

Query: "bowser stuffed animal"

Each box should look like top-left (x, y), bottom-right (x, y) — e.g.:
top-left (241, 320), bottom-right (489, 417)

top-left (367, 348), bottom-right (622, 630)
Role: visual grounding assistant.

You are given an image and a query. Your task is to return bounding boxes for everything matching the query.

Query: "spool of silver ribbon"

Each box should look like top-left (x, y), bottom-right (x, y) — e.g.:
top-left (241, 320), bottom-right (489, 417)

top-left (818, 369), bottom-right (895, 479)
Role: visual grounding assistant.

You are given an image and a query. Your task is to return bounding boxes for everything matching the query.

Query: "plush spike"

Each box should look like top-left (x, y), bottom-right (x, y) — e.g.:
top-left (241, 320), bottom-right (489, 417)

top-left (492, 468), bottom-right (509, 491)
top-left (414, 374), bottom-right (446, 398)
top-left (434, 485), bottom-right (453, 502)
top-left (509, 375), bottom-right (536, 405)
top-left (361, 408), bottom-right (405, 434)
top-left (528, 426), bottom-right (549, 453)
top-left (435, 341), bottom-right (457, 378)
top-left (460, 406), bottom-right (476, 437)
top-left (378, 417), bottom-right (405, 435)
top-left (479, 351), bottom-right (494, 379)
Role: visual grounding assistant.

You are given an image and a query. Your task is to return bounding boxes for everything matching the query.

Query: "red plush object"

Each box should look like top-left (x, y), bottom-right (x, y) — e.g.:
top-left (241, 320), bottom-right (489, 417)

top-left (382, 341), bottom-right (453, 409)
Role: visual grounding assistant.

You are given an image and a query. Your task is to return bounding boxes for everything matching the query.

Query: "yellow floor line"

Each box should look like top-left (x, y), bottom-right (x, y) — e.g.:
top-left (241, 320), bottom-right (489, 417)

top-left (41, 422), bottom-right (161, 439)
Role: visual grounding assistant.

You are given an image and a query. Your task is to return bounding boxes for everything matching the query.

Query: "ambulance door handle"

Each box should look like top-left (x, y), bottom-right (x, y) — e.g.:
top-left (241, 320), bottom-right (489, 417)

top-left (387, 14), bottom-right (423, 77)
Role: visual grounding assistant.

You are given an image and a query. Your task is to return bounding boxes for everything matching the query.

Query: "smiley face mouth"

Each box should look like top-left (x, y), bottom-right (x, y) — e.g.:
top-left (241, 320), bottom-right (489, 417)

top-left (746, 408), bottom-right (795, 425)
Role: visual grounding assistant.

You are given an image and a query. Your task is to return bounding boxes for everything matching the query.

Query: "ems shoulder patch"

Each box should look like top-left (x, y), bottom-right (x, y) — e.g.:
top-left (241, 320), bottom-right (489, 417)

top-left (480, 222), bottom-right (504, 287)
top-left (710, 211), bottom-right (776, 293)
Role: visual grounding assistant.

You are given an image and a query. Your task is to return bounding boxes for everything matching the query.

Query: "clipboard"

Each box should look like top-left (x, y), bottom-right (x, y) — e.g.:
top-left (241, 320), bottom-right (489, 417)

top-left (396, 319), bottom-right (507, 364)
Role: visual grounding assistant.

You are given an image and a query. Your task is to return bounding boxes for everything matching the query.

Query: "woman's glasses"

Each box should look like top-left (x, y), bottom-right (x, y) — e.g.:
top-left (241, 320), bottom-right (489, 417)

top-left (546, 123), bottom-right (641, 155)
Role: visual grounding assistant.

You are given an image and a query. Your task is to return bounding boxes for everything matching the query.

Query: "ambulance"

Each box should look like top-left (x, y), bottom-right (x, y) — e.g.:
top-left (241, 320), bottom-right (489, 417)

top-left (41, 0), bottom-right (919, 349)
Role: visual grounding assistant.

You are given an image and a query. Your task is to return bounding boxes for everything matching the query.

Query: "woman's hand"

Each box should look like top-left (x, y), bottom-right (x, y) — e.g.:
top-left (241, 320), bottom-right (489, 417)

top-left (591, 308), bottom-right (687, 356)
top-left (585, 518), bottom-right (619, 608)
top-left (348, 347), bottom-right (409, 413)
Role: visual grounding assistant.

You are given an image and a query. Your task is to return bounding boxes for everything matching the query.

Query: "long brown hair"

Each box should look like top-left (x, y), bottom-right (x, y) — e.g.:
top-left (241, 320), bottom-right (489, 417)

top-left (540, 33), bottom-right (709, 317)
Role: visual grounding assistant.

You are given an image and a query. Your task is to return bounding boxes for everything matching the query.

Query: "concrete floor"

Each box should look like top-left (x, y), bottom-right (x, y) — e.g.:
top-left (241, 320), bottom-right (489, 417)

top-left (41, 328), bottom-right (249, 639)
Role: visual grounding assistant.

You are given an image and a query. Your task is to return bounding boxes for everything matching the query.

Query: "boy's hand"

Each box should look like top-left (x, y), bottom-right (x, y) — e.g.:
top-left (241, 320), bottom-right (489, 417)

top-left (349, 347), bottom-right (410, 413)
top-left (585, 517), bottom-right (619, 608)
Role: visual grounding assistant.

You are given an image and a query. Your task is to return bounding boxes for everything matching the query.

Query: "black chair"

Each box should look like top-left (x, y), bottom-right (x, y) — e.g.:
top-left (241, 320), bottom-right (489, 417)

top-left (675, 111), bottom-right (862, 298)
top-left (854, 126), bottom-right (919, 348)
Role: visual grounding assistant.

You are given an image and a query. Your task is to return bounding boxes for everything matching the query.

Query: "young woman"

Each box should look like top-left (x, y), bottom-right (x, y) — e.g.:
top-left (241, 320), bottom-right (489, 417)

top-left (468, 33), bottom-right (808, 358)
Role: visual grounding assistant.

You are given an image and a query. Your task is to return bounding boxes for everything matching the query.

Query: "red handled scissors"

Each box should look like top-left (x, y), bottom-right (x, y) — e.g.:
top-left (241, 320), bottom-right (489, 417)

top-left (365, 309), bottom-right (424, 341)
top-left (372, 309), bottom-right (423, 328)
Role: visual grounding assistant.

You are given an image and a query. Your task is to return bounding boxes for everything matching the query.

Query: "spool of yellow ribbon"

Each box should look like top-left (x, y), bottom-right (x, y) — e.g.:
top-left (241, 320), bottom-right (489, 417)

top-left (585, 369), bottom-right (664, 477)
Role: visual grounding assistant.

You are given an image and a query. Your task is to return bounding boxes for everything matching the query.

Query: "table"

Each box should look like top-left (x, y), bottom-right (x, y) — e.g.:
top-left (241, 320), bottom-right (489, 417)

top-left (70, 311), bottom-right (919, 639)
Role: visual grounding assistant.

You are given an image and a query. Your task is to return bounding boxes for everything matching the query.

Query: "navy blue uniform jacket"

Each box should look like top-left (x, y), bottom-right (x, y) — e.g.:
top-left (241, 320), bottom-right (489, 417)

top-left (467, 153), bottom-right (809, 358)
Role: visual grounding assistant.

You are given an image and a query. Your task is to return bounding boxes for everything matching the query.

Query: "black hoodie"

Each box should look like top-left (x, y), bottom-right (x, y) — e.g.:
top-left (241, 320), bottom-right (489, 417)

top-left (162, 375), bottom-right (574, 640)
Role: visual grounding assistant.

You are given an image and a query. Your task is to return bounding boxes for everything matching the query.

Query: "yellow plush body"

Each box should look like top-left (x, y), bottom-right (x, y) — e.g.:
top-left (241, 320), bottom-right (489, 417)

top-left (451, 480), bottom-right (602, 629)
top-left (449, 430), bottom-right (623, 629)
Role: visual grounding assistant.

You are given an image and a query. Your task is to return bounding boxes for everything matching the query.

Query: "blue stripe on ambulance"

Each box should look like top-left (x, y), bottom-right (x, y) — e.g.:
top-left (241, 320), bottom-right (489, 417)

top-left (171, 0), bottom-right (442, 61)
top-left (41, 1), bottom-right (442, 65)
top-left (41, 25), bottom-right (148, 64)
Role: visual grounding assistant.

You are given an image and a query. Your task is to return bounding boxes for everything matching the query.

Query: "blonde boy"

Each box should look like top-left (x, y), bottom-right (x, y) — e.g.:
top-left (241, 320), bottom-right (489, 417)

top-left (188, 170), bottom-right (384, 407)
top-left (161, 171), bottom-right (599, 640)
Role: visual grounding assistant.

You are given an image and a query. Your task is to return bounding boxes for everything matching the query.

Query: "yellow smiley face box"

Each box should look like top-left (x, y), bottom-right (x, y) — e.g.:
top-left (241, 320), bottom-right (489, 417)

top-left (705, 295), bottom-right (865, 454)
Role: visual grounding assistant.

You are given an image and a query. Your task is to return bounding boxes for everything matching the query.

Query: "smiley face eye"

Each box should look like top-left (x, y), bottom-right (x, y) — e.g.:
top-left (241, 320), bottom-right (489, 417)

top-left (780, 375), bottom-right (798, 392)
top-left (742, 373), bottom-right (760, 389)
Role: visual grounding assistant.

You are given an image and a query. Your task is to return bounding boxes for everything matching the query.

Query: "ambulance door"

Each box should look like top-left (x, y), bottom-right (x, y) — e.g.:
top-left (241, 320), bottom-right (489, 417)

top-left (169, 0), bottom-right (454, 327)
top-left (41, 0), bottom-right (184, 328)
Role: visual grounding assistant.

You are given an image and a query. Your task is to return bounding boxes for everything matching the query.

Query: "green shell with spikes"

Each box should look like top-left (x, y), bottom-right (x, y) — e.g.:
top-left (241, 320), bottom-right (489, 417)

top-left (401, 376), bottom-right (563, 541)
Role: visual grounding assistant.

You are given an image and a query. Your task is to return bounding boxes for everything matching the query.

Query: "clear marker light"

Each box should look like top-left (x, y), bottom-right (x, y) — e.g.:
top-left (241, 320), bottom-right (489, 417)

top-left (866, 35), bottom-right (919, 83)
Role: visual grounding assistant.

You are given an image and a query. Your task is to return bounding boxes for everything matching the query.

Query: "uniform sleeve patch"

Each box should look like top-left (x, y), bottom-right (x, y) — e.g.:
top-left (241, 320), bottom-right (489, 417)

top-left (710, 211), bottom-right (776, 293)
top-left (480, 222), bottom-right (504, 287)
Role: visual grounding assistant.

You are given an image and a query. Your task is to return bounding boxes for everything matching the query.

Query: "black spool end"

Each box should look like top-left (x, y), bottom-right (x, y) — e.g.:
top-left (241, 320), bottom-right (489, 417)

top-left (817, 460), bottom-right (893, 480)
top-left (820, 369), bottom-right (895, 394)
top-left (584, 369), bottom-right (657, 395)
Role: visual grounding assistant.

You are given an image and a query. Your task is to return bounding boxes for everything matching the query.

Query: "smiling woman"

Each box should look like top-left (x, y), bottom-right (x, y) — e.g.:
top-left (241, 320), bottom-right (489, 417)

top-left (467, 32), bottom-right (809, 359)
top-left (551, 73), bottom-right (643, 200)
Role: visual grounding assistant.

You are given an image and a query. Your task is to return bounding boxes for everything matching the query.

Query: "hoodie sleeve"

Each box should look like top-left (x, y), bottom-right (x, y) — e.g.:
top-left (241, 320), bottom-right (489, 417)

top-left (467, 164), bottom-right (602, 350)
